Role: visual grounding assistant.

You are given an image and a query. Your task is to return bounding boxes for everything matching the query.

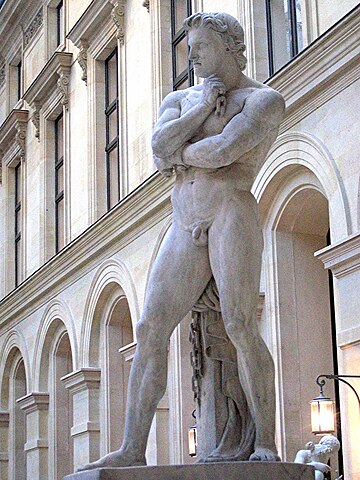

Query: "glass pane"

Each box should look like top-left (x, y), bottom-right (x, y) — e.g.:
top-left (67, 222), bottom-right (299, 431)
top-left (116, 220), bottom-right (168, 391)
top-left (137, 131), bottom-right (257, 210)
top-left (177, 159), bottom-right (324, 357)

top-left (174, 1), bottom-right (187, 33)
top-left (270, 0), bottom-right (292, 71)
top-left (15, 164), bottom-right (21, 200)
top-left (108, 147), bottom-right (119, 209)
top-left (56, 164), bottom-right (64, 195)
top-left (57, 2), bottom-right (64, 46)
top-left (16, 210), bottom-right (21, 235)
top-left (107, 53), bottom-right (118, 105)
top-left (16, 238), bottom-right (22, 282)
top-left (57, 115), bottom-right (63, 160)
top-left (295, 0), bottom-right (303, 52)
top-left (57, 199), bottom-right (65, 251)
top-left (108, 108), bottom-right (118, 144)
top-left (175, 37), bottom-right (188, 78)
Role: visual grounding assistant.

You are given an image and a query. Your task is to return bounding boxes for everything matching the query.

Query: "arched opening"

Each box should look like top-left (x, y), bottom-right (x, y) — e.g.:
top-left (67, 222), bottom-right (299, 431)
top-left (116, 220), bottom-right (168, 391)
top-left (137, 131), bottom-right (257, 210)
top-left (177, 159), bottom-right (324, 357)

top-left (88, 282), bottom-right (134, 455)
top-left (51, 331), bottom-right (73, 479)
top-left (0, 348), bottom-right (27, 480)
top-left (274, 186), bottom-right (338, 459)
top-left (38, 320), bottom-right (73, 479)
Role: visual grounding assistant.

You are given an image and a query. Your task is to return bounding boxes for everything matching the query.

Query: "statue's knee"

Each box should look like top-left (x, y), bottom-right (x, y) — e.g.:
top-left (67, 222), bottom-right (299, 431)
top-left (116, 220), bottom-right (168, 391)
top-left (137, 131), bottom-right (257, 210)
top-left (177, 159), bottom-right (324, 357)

top-left (136, 320), bottom-right (165, 349)
top-left (225, 319), bottom-right (247, 341)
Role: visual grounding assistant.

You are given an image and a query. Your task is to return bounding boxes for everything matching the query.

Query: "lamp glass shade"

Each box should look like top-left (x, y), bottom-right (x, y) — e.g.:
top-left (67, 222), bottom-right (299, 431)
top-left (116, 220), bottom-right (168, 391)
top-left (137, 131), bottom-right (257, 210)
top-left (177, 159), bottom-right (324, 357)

top-left (310, 396), bottom-right (335, 435)
top-left (188, 425), bottom-right (197, 457)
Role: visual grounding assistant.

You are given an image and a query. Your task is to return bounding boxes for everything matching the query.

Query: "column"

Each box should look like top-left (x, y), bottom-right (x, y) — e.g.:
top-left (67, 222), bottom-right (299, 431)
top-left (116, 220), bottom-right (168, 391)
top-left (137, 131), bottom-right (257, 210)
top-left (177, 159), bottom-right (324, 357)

top-left (62, 368), bottom-right (101, 470)
top-left (17, 393), bottom-right (49, 480)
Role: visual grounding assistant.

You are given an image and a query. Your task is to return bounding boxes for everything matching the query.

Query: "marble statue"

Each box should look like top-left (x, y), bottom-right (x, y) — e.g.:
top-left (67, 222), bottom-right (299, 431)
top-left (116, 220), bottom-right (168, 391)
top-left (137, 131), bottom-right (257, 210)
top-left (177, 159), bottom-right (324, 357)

top-left (294, 435), bottom-right (341, 480)
top-left (78, 11), bottom-right (285, 471)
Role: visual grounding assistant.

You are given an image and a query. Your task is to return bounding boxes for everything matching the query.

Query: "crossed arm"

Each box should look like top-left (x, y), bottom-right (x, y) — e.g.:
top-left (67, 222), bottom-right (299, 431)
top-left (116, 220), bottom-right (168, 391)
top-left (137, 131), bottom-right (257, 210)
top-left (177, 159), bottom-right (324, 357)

top-left (152, 87), bottom-right (285, 174)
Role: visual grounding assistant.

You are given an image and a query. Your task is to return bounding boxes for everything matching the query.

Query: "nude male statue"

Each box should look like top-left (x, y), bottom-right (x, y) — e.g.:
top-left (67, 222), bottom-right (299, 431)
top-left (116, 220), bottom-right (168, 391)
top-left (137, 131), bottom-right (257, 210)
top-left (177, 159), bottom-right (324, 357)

top-left (79, 12), bottom-right (285, 471)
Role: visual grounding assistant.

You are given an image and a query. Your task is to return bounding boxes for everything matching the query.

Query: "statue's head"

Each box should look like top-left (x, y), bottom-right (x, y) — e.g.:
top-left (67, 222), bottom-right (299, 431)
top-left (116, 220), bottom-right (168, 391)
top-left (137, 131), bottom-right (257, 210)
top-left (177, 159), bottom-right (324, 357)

top-left (318, 435), bottom-right (341, 454)
top-left (183, 12), bottom-right (247, 72)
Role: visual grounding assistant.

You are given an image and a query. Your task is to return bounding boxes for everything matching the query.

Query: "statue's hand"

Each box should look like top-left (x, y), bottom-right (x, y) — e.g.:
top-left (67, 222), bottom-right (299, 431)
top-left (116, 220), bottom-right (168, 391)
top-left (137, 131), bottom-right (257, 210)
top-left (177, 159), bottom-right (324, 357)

top-left (202, 76), bottom-right (226, 114)
top-left (154, 155), bottom-right (174, 177)
top-left (310, 461), bottom-right (332, 473)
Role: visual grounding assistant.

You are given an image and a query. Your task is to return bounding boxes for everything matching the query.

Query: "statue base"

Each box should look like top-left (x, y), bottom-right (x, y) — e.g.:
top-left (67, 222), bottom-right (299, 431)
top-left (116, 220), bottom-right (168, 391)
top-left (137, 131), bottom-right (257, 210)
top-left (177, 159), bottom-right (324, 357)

top-left (64, 462), bottom-right (314, 479)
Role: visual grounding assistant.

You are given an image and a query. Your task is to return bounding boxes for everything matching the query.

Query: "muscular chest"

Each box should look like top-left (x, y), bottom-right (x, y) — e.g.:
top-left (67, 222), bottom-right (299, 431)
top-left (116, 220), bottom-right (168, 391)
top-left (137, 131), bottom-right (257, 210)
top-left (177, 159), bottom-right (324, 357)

top-left (181, 89), bottom-right (251, 140)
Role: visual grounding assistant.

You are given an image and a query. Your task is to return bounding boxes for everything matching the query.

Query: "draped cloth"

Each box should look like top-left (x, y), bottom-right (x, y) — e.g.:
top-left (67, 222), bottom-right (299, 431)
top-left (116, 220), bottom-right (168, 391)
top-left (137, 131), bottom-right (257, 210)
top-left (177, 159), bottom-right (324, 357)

top-left (190, 278), bottom-right (255, 460)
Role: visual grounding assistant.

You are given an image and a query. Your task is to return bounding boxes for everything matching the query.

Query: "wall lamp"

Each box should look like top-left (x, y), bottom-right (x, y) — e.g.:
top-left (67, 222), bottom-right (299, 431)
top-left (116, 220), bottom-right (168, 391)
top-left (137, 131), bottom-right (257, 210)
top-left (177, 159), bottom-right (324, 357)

top-left (310, 374), bottom-right (360, 435)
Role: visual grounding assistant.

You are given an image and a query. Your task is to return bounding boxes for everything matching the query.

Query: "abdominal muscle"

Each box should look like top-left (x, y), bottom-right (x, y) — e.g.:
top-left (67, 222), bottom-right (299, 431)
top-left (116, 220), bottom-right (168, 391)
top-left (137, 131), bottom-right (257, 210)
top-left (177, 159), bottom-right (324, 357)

top-left (171, 162), bottom-right (254, 234)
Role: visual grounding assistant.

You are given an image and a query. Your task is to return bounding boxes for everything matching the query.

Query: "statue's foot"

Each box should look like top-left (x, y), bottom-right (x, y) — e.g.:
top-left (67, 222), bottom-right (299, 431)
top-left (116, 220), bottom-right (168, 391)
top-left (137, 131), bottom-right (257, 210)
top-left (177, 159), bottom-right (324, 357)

top-left (249, 447), bottom-right (280, 462)
top-left (76, 449), bottom-right (146, 472)
top-left (203, 447), bottom-right (252, 463)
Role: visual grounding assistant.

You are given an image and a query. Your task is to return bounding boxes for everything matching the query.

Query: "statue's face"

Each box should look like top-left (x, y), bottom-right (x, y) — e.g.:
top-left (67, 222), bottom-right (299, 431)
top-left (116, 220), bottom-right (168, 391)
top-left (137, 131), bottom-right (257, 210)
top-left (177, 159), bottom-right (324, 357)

top-left (188, 26), bottom-right (228, 78)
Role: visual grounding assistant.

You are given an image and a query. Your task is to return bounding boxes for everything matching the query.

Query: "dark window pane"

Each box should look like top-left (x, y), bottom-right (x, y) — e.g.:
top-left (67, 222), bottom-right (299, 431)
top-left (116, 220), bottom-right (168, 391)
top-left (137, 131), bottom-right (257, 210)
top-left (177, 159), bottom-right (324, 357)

top-left (57, 1), bottom-right (64, 46)
top-left (108, 109), bottom-right (118, 144)
top-left (174, 1), bottom-right (187, 33)
top-left (108, 147), bottom-right (119, 209)
top-left (175, 37), bottom-right (188, 78)
top-left (16, 238), bottom-right (22, 282)
top-left (16, 210), bottom-right (21, 235)
top-left (56, 199), bottom-right (65, 251)
top-left (107, 54), bottom-right (117, 106)
top-left (56, 164), bottom-right (64, 195)
top-left (295, 0), bottom-right (303, 51)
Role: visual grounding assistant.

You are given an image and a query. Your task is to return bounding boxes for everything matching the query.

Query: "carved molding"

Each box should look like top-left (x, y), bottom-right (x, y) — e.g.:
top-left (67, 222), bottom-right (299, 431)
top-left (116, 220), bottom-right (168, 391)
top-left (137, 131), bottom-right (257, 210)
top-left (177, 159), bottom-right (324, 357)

top-left (23, 52), bottom-right (72, 138)
top-left (0, 64), bottom-right (5, 89)
top-left (77, 41), bottom-right (88, 85)
top-left (142, 0), bottom-right (149, 12)
top-left (57, 71), bottom-right (70, 110)
top-left (24, 8), bottom-right (44, 48)
top-left (0, 110), bottom-right (29, 169)
top-left (111, 1), bottom-right (126, 45)
top-left (30, 102), bottom-right (40, 141)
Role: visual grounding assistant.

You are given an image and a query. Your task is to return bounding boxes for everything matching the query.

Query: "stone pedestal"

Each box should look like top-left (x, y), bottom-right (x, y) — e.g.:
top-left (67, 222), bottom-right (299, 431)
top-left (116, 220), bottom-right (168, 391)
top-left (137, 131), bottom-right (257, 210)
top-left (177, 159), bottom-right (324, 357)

top-left (64, 462), bottom-right (315, 479)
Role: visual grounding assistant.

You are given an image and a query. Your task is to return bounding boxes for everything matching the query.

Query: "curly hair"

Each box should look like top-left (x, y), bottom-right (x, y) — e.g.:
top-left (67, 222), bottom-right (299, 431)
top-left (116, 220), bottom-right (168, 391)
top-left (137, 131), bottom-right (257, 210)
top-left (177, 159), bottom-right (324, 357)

top-left (183, 12), bottom-right (247, 71)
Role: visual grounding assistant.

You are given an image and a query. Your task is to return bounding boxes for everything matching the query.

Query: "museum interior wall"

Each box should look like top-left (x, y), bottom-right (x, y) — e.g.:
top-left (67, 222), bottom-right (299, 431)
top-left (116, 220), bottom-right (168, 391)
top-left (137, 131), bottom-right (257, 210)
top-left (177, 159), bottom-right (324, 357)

top-left (0, 0), bottom-right (359, 479)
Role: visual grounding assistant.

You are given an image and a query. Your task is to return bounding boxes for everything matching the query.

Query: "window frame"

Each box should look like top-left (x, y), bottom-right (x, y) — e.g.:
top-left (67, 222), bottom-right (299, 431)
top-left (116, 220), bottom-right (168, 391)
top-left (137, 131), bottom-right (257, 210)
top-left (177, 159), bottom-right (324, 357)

top-left (170, 0), bottom-right (193, 91)
top-left (56, 0), bottom-right (64, 48)
top-left (104, 47), bottom-right (120, 211)
top-left (55, 112), bottom-right (64, 253)
top-left (14, 163), bottom-right (22, 287)
top-left (266, 0), bottom-right (302, 76)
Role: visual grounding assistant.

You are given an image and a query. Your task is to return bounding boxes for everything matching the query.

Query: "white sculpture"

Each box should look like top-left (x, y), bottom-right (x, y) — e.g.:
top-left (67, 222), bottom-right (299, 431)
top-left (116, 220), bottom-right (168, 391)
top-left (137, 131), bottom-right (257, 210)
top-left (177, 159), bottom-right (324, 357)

top-left (78, 12), bottom-right (285, 471)
top-left (294, 435), bottom-right (341, 480)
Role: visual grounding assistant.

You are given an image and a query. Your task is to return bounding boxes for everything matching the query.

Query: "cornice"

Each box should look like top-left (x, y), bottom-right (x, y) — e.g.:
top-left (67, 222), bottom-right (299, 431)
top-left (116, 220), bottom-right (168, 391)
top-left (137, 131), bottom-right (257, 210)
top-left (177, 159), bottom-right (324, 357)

top-left (61, 368), bottom-right (101, 393)
top-left (267, 5), bottom-right (360, 132)
top-left (67, 0), bottom-right (114, 47)
top-left (315, 232), bottom-right (360, 278)
top-left (17, 392), bottom-right (50, 412)
top-left (0, 109), bottom-right (29, 167)
top-left (0, 172), bottom-right (173, 329)
top-left (23, 52), bottom-right (72, 139)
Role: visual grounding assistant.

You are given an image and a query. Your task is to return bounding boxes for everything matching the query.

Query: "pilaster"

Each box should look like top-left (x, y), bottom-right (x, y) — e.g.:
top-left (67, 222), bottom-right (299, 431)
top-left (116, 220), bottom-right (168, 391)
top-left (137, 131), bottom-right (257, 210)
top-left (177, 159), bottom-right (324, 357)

top-left (17, 393), bottom-right (49, 480)
top-left (0, 412), bottom-right (10, 480)
top-left (62, 368), bottom-right (101, 470)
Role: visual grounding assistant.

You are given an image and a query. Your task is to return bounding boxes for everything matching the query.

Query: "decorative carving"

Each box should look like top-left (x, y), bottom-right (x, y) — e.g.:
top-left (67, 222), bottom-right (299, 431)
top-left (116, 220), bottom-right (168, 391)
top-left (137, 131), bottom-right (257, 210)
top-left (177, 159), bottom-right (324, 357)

top-left (0, 64), bottom-right (5, 89)
top-left (111, 2), bottom-right (126, 45)
top-left (57, 72), bottom-right (70, 110)
top-left (24, 8), bottom-right (44, 47)
top-left (77, 41), bottom-right (88, 85)
top-left (31, 103), bottom-right (40, 141)
top-left (142, 0), bottom-right (149, 12)
top-left (15, 121), bottom-right (27, 160)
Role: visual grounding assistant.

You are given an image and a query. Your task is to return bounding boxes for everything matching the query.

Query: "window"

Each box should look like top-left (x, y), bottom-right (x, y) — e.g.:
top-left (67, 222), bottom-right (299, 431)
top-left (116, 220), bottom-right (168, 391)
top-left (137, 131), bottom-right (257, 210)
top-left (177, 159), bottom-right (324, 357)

top-left (171, 0), bottom-right (193, 90)
top-left (14, 163), bottom-right (22, 286)
top-left (105, 48), bottom-right (119, 210)
top-left (55, 113), bottom-right (65, 252)
top-left (17, 61), bottom-right (22, 101)
top-left (57, 0), bottom-right (64, 47)
top-left (266, 0), bottom-right (303, 75)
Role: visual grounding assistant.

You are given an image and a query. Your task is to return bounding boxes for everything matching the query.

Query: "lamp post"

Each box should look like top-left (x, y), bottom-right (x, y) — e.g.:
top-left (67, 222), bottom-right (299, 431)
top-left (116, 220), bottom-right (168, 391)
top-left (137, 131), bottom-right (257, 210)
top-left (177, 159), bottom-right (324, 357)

top-left (310, 374), bottom-right (360, 436)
